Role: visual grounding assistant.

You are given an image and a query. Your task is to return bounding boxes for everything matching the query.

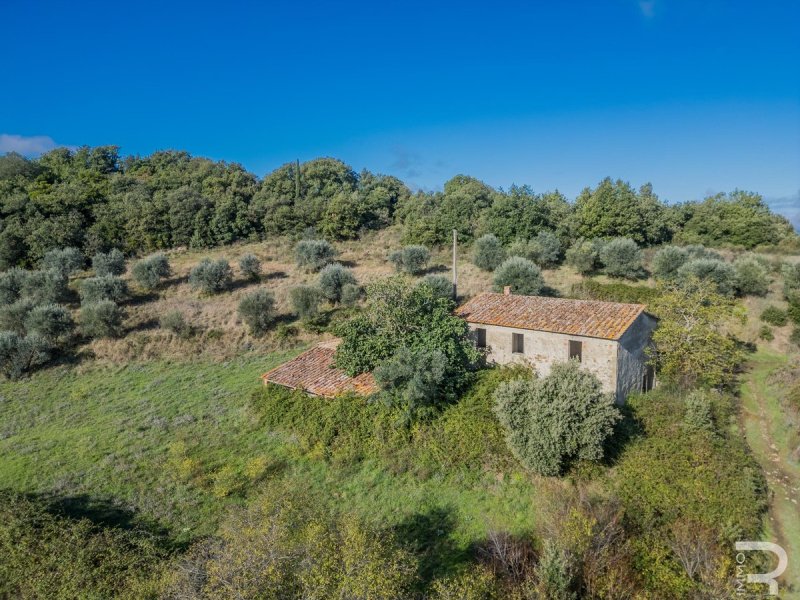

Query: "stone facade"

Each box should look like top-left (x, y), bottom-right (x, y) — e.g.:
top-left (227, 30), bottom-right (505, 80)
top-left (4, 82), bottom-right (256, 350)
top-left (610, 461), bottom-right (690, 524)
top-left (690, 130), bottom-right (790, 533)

top-left (467, 311), bottom-right (656, 403)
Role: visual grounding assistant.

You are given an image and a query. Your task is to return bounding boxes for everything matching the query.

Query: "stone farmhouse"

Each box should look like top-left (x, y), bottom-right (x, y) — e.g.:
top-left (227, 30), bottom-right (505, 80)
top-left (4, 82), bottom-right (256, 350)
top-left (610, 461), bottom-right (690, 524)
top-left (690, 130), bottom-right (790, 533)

top-left (263, 289), bottom-right (657, 404)
top-left (455, 289), bottom-right (657, 403)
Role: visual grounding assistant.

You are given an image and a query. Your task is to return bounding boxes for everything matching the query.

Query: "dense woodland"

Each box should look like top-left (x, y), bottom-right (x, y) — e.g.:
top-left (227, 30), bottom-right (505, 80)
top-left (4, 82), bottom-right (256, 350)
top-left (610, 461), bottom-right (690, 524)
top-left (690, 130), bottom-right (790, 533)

top-left (0, 147), bottom-right (796, 269)
top-left (1, 146), bottom-right (800, 599)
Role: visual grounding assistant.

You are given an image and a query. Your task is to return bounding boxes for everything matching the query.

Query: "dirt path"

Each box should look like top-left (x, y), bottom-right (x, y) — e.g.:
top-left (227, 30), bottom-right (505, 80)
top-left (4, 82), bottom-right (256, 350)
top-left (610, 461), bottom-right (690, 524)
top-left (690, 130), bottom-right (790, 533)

top-left (740, 351), bottom-right (800, 598)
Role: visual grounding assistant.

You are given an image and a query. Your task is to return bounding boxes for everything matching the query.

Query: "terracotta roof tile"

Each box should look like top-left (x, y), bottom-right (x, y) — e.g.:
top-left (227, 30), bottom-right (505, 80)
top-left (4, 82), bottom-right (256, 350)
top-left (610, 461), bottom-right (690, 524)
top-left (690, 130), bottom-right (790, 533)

top-left (261, 341), bottom-right (377, 398)
top-left (455, 292), bottom-right (645, 340)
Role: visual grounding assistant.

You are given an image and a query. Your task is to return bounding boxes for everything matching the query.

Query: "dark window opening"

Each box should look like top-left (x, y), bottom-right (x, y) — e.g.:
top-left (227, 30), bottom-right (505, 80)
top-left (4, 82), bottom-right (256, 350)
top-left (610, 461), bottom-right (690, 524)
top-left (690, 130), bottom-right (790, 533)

top-left (569, 340), bottom-right (583, 362)
top-left (512, 333), bottom-right (524, 354)
top-left (475, 328), bottom-right (486, 349)
top-left (642, 365), bottom-right (655, 392)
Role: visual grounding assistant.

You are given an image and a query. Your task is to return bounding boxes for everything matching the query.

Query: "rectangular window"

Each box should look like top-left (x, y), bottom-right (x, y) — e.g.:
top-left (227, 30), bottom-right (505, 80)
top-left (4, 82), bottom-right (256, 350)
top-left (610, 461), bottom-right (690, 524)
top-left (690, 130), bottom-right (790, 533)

top-left (475, 328), bottom-right (486, 349)
top-left (569, 340), bottom-right (583, 362)
top-left (512, 332), bottom-right (524, 354)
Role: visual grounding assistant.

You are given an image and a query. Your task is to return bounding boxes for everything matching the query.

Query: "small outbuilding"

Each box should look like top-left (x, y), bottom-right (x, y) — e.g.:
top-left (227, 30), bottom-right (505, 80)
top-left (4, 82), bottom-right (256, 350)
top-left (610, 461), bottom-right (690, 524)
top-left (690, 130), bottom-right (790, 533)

top-left (455, 289), bottom-right (657, 403)
top-left (261, 339), bottom-right (378, 398)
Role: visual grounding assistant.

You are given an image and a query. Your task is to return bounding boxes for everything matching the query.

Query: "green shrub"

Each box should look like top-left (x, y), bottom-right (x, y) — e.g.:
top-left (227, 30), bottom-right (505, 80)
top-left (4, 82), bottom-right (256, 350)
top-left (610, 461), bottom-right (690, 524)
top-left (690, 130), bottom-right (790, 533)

top-left (318, 263), bottom-right (357, 303)
top-left (782, 262), bottom-right (800, 299)
top-left (20, 269), bottom-right (69, 304)
top-left (238, 253), bottom-right (261, 280)
top-left (683, 390), bottom-right (714, 432)
top-left (189, 258), bottom-right (232, 294)
top-left (493, 361), bottom-right (621, 476)
top-left (289, 284), bottom-right (323, 319)
top-left (685, 244), bottom-right (722, 261)
top-left (237, 288), bottom-right (276, 336)
top-left (565, 239), bottom-right (598, 275)
top-left (0, 331), bottom-right (51, 379)
top-left (733, 256), bottom-right (769, 296)
top-left (131, 253), bottom-right (171, 290)
top-left (598, 237), bottom-right (643, 279)
top-left (758, 325), bottom-right (774, 341)
top-left (389, 244), bottom-right (431, 274)
top-left (651, 246), bottom-right (689, 280)
top-left (570, 279), bottom-right (658, 304)
top-left (80, 300), bottom-right (124, 338)
top-left (534, 541), bottom-right (576, 600)
top-left (492, 256), bottom-right (544, 296)
top-left (92, 248), bottom-right (126, 276)
top-left (41, 246), bottom-right (84, 276)
top-left (340, 283), bottom-right (361, 307)
top-left (79, 275), bottom-right (128, 305)
top-left (472, 234), bottom-right (506, 271)
top-left (374, 346), bottom-right (449, 420)
top-left (295, 239), bottom-right (337, 272)
top-left (527, 230), bottom-right (561, 268)
top-left (0, 298), bottom-right (37, 333)
top-left (416, 274), bottom-right (453, 299)
top-left (24, 304), bottom-right (74, 343)
top-left (676, 258), bottom-right (737, 296)
top-left (789, 295), bottom-right (800, 325)
top-left (760, 306), bottom-right (788, 327)
top-left (159, 310), bottom-right (192, 338)
top-left (0, 267), bottom-right (27, 305)
top-left (791, 327), bottom-right (800, 348)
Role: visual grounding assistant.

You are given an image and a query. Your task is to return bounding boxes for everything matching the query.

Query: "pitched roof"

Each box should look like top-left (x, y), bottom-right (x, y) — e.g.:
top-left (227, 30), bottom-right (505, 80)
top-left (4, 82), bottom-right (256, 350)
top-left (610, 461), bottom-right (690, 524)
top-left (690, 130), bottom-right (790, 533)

top-left (261, 340), bottom-right (377, 398)
top-left (455, 292), bottom-right (646, 340)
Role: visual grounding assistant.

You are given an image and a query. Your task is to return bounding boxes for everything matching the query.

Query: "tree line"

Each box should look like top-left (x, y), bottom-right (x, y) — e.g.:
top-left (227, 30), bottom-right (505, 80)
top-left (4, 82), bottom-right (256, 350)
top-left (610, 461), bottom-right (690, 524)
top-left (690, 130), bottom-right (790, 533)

top-left (0, 147), bottom-right (795, 269)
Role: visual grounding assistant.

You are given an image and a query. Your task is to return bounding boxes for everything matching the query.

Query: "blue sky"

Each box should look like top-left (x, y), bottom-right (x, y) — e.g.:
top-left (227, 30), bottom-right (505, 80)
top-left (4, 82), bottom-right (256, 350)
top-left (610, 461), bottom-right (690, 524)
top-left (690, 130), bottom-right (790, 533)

top-left (2, 0), bottom-right (798, 221)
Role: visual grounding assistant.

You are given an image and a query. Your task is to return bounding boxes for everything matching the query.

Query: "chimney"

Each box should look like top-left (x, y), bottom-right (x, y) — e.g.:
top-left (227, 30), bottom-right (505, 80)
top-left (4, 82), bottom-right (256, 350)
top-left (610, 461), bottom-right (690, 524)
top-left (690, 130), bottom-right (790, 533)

top-left (503, 286), bottom-right (512, 296)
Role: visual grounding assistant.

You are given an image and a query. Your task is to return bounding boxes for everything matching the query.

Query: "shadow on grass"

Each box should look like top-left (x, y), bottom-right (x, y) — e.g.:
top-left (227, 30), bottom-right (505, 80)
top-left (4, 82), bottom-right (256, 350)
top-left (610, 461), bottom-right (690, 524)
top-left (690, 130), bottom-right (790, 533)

top-left (391, 505), bottom-right (468, 588)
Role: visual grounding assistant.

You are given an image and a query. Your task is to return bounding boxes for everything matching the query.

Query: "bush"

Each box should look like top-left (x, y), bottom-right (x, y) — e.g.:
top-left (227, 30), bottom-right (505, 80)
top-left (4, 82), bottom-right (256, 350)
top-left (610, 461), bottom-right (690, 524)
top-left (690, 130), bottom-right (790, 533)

top-left (733, 256), bottom-right (769, 296)
top-left (676, 259), bottom-right (737, 296)
top-left (683, 390), bottom-right (713, 432)
top-left (374, 346), bottom-right (449, 420)
top-left (760, 306), bottom-right (788, 327)
top-left (79, 275), bottom-right (128, 305)
top-left (472, 234), bottom-right (506, 271)
top-left (92, 248), bottom-right (126, 276)
top-left (289, 285), bottom-right (323, 320)
top-left (318, 263), bottom-right (357, 303)
top-left (598, 237), bottom-right (643, 279)
top-left (783, 262), bottom-right (800, 298)
top-left (389, 244), bottom-right (431, 274)
top-left (24, 304), bottom-right (74, 343)
top-left (651, 246), bottom-right (689, 280)
top-left (238, 253), bottom-right (261, 281)
top-left (340, 283), bottom-right (361, 307)
top-left (493, 361), bottom-right (621, 476)
top-left (492, 256), bottom-right (544, 296)
top-left (159, 310), bottom-right (192, 338)
top-left (758, 325), bottom-right (774, 341)
top-left (0, 298), bottom-right (37, 333)
top-left (0, 331), bottom-right (51, 379)
top-left (131, 253), bottom-right (171, 290)
top-left (685, 244), bottom-right (723, 261)
top-left (0, 267), bottom-right (27, 305)
top-left (189, 258), bottom-right (232, 294)
top-left (295, 239), bottom-right (337, 272)
top-left (565, 239), bottom-right (598, 275)
top-left (20, 269), bottom-right (69, 304)
top-left (41, 247), bottom-right (84, 276)
top-left (416, 274), bottom-right (453, 299)
top-left (791, 327), bottom-right (800, 348)
top-left (238, 288), bottom-right (277, 336)
top-left (528, 230), bottom-right (561, 268)
top-left (570, 280), bottom-right (658, 304)
top-left (80, 300), bottom-right (124, 338)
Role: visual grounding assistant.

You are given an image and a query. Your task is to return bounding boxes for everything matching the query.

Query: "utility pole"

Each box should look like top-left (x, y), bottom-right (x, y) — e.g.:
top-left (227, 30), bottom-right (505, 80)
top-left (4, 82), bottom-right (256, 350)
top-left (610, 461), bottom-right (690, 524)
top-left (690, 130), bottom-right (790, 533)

top-left (295, 158), bottom-right (301, 200)
top-left (452, 229), bottom-right (458, 300)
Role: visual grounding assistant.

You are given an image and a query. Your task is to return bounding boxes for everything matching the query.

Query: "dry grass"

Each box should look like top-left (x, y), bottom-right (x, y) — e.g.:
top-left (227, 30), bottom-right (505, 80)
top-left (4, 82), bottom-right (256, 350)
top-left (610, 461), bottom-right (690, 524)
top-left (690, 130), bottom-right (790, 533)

top-left (66, 232), bottom-right (799, 364)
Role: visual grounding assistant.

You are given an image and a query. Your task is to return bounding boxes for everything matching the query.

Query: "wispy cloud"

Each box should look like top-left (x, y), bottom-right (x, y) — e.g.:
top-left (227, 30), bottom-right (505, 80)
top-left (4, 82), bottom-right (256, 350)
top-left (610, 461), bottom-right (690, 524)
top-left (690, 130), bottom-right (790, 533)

top-left (766, 191), bottom-right (800, 230)
top-left (387, 146), bottom-right (448, 191)
top-left (0, 133), bottom-right (60, 155)
top-left (638, 0), bottom-right (656, 18)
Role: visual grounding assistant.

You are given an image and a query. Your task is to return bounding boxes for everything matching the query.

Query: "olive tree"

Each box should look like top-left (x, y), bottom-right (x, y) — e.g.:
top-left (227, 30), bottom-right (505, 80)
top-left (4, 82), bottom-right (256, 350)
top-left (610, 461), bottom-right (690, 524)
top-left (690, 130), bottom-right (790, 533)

top-left (24, 304), bottom-right (74, 344)
top-left (565, 239), bottom-right (598, 275)
top-left (131, 253), bottom-right (171, 290)
top-left (598, 237), bottom-right (643, 279)
top-left (676, 259), bottom-right (737, 297)
top-left (472, 234), bottom-right (506, 271)
top-left (733, 256), bottom-right (769, 296)
top-left (42, 247), bottom-right (84, 277)
top-left (92, 248), bottom-right (126, 276)
top-left (290, 285), bottom-right (323, 320)
top-left (318, 263), bottom-right (357, 303)
top-left (295, 239), bottom-right (337, 272)
top-left (80, 301), bottom-right (124, 338)
top-left (189, 259), bottom-right (233, 294)
top-left (492, 257), bottom-right (544, 296)
top-left (493, 361), bottom-right (621, 476)
top-left (0, 331), bottom-right (51, 379)
top-left (237, 289), bottom-right (276, 336)
top-left (238, 253), bottom-right (261, 281)
top-left (79, 275), bottom-right (128, 305)
top-left (651, 246), bottom-right (689, 281)
top-left (389, 245), bottom-right (431, 275)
